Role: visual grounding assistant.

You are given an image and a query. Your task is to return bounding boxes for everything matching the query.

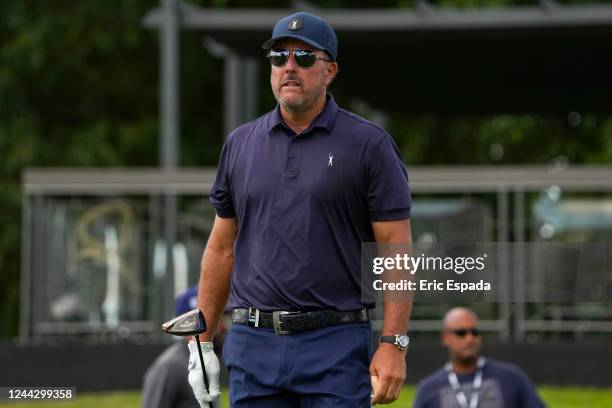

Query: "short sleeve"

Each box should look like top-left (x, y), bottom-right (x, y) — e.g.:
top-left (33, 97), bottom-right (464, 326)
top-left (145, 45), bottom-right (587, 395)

top-left (412, 386), bottom-right (427, 408)
top-left (366, 135), bottom-right (411, 221)
top-left (412, 379), bottom-right (440, 408)
top-left (209, 139), bottom-right (236, 218)
top-left (515, 368), bottom-right (547, 408)
top-left (141, 362), bottom-right (174, 408)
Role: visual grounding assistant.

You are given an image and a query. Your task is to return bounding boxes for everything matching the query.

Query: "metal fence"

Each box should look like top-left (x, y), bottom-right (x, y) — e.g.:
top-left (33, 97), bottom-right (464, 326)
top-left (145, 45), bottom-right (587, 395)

top-left (20, 166), bottom-right (612, 343)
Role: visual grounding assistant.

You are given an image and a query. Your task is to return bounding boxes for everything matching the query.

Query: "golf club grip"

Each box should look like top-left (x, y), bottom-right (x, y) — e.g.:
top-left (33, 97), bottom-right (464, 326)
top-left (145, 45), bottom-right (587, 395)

top-left (195, 335), bottom-right (214, 408)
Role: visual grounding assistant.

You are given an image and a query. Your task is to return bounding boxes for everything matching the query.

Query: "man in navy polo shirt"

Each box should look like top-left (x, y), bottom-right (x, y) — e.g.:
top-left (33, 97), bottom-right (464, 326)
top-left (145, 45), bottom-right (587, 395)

top-left (188, 11), bottom-right (413, 407)
top-left (413, 308), bottom-right (546, 408)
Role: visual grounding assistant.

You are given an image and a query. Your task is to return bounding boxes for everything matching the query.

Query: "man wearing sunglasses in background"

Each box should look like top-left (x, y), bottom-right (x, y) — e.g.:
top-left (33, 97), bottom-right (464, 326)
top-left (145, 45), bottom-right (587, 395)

top-left (413, 308), bottom-right (546, 408)
top-left (188, 10), bottom-right (413, 408)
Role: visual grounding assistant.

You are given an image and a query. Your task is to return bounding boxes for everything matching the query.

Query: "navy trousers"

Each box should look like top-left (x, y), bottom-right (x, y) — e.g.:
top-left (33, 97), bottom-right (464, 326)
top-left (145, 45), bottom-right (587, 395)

top-left (221, 321), bottom-right (373, 407)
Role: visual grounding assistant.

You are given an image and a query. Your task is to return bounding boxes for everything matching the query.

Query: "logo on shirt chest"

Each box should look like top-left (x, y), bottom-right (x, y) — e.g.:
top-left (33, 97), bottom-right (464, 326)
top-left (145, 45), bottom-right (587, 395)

top-left (328, 152), bottom-right (334, 167)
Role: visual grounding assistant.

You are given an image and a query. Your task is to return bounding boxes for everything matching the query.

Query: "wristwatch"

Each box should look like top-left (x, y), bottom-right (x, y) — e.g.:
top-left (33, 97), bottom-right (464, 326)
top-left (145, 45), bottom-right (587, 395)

top-left (379, 334), bottom-right (410, 351)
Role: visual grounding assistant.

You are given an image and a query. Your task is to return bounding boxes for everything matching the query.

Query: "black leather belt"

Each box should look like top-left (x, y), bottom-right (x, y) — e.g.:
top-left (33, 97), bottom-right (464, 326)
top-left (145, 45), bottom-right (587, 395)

top-left (232, 307), bottom-right (369, 335)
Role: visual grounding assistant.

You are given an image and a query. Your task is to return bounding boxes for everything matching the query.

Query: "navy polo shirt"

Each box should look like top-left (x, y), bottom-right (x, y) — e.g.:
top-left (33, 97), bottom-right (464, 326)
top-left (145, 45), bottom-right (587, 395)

top-left (210, 95), bottom-right (411, 312)
top-left (413, 359), bottom-right (546, 408)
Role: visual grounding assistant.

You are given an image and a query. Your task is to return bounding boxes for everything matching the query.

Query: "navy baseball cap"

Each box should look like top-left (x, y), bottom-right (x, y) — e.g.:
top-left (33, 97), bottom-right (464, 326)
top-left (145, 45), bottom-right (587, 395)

top-left (262, 12), bottom-right (338, 61)
top-left (175, 286), bottom-right (198, 316)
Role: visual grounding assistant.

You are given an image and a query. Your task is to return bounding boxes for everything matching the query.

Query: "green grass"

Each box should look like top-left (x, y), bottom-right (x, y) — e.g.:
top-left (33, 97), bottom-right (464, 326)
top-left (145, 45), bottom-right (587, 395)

top-left (538, 386), bottom-right (612, 408)
top-left (1, 386), bottom-right (611, 407)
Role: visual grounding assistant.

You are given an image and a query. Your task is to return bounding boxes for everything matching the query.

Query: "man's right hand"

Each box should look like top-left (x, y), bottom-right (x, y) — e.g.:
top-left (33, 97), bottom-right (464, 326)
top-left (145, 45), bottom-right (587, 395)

top-left (187, 341), bottom-right (220, 407)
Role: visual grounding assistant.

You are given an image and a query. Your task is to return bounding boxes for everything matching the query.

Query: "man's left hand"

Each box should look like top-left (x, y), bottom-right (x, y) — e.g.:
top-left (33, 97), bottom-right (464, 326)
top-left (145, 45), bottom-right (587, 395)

top-left (369, 343), bottom-right (407, 405)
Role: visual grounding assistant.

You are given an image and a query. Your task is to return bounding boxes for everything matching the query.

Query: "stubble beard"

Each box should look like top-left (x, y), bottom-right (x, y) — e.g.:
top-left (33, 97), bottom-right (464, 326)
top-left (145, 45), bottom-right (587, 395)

top-left (274, 81), bottom-right (326, 114)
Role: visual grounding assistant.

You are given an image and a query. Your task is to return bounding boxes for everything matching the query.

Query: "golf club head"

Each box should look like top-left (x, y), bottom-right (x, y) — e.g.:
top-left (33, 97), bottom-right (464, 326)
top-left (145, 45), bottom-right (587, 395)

top-left (161, 308), bottom-right (207, 336)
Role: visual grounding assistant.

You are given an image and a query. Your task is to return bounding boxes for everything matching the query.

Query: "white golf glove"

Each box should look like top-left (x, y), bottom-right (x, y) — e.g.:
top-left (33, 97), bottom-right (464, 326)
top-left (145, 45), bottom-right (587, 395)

top-left (187, 341), bottom-right (220, 406)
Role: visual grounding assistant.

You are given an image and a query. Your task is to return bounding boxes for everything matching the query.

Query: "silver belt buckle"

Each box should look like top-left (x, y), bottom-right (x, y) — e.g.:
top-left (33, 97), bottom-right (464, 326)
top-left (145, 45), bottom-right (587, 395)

top-left (247, 307), bottom-right (260, 327)
top-left (272, 311), bottom-right (299, 335)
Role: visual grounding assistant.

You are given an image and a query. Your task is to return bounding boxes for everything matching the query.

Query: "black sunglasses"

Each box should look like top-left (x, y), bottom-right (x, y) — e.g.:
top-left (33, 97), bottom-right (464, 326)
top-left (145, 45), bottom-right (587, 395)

top-left (268, 48), bottom-right (333, 68)
top-left (449, 328), bottom-right (480, 337)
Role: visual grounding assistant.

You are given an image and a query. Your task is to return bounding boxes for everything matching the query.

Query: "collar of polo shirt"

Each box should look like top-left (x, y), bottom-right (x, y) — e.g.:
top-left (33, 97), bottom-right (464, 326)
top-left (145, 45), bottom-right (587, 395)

top-left (268, 93), bottom-right (339, 135)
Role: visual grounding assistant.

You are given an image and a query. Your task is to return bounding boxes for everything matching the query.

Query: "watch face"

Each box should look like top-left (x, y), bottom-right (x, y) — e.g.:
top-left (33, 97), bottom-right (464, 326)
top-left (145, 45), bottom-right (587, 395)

top-left (397, 335), bottom-right (409, 348)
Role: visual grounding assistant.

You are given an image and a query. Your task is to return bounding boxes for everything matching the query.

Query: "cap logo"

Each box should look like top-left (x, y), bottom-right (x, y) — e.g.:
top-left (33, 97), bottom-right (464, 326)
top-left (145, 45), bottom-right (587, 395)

top-left (288, 18), bottom-right (303, 31)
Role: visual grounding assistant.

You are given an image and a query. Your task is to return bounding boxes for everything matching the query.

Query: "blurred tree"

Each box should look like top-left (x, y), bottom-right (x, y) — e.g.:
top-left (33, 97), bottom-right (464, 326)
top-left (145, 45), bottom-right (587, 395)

top-left (0, 0), bottom-right (226, 338)
top-left (389, 113), bottom-right (611, 165)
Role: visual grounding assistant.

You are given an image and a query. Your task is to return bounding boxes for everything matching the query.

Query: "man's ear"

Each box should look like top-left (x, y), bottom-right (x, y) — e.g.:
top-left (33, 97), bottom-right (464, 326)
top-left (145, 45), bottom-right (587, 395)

top-left (325, 62), bottom-right (339, 86)
top-left (441, 332), bottom-right (449, 347)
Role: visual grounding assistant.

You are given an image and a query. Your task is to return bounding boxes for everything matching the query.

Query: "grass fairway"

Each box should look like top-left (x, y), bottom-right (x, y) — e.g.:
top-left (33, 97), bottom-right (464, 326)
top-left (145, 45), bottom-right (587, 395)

top-left (1, 386), bottom-right (611, 407)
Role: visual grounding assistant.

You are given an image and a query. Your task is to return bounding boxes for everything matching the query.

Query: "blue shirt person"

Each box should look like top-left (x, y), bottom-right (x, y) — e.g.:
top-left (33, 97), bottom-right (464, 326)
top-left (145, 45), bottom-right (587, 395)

top-left (188, 11), bottom-right (413, 408)
top-left (142, 287), bottom-right (206, 408)
top-left (413, 308), bottom-right (546, 408)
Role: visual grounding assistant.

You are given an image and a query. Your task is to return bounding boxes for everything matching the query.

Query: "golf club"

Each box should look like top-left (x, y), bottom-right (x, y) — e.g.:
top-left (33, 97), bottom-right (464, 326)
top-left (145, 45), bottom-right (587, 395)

top-left (162, 308), bottom-right (213, 408)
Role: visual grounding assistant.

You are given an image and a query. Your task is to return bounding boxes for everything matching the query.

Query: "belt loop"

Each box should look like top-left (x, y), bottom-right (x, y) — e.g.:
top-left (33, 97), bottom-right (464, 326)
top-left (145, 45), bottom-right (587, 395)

top-left (248, 307), bottom-right (260, 328)
top-left (306, 311), bottom-right (315, 330)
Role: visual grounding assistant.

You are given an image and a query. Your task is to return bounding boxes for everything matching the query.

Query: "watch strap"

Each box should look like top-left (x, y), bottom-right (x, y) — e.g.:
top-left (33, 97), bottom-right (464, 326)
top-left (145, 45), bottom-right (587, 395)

top-left (379, 334), bottom-right (409, 350)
